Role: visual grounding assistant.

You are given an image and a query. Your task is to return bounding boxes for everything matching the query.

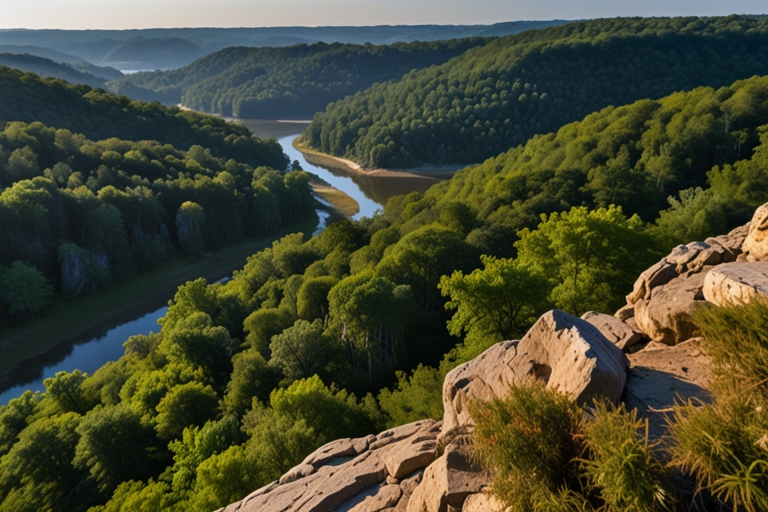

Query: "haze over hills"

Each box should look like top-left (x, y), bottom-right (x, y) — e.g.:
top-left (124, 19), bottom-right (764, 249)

top-left (0, 21), bottom-right (570, 71)
top-left (0, 53), bottom-right (107, 88)
top-left (107, 38), bottom-right (489, 118)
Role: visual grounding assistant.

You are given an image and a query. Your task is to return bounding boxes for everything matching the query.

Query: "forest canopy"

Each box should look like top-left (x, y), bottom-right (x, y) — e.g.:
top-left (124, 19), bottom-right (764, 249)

top-left (0, 65), bottom-right (287, 170)
top-left (303, 15), bottom-right (768, 168)
top-left (108, 39), bottom-right (491, 119)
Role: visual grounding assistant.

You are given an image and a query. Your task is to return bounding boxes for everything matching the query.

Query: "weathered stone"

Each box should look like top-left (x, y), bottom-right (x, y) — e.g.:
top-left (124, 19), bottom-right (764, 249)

top-left (707, 222), bottom-right (750, 256)
top-left (387, 476), bottom-right (400, 485)
top-left (581, 311), bottom-right (645, 351)
top-left (667, 242), bottom-right (710, 266)
top-left (702, 262), bottom-right (768, 306)
top-left (633, 269), bottom-right (710, 346)
top-left (383, 435), bottom-right (436, 479)
top-left (220, 421), bottom-right (439, 512)
top-left (743, 203), bottom-right (768, 261)
top-left (627, 259), bottom-right (678, 304)
top-left (370, 421), bottom-right (434, 451)
top-left (350, 484), bottom-right (402, 512)
top-left (392, 472), bottom-right (424, 512)
top-left (462, 491), bottom-right (506, 512)
top-left (615, 304), bottom-right (635, 321)
top-left (441, 310), bottom-right (628, 436)
top-left (279, 463), bottom-right (316, 485)
top-left (302, 437), bottom-right (370, 468)
top-left (623, 337), bottom-right (713, 441)
top-left (405, 444), bottom-right (487, 512)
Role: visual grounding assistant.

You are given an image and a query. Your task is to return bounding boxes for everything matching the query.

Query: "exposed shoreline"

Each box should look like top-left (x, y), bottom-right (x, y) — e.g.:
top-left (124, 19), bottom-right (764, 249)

top-left (293, 137), bottom-right (467, 180)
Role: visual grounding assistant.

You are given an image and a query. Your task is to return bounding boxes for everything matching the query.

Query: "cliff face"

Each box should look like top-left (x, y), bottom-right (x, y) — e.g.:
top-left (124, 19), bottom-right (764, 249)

top-left (219, 203), bottom-right (768, 512)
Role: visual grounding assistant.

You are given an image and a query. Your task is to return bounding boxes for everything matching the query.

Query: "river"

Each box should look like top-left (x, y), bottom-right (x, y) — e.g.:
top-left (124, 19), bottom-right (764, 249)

top-left (0, 120), bottom-right (448, 404)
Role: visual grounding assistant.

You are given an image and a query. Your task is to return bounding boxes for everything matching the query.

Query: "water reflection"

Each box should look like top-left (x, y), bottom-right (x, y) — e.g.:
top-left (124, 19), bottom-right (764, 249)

top-left (0, 307), bottom-right (167, 403)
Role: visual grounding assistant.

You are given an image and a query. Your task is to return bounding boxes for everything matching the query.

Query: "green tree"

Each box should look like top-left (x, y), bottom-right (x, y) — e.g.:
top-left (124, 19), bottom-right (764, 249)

top-left (269, 319), bottom-right (328, 381)
top-left (0, 261), bottom-right (53, 318)
top-left (176, 201), bottom-right (207, 260)
top-left (516, 206), bottom-right (660, 315)
top-left (43, 370), bottom-right (98, 415)
top-left (296, 276), bottom-right (337, 321)
top-left (155, 382), bottom-right (220, 441)
top-left (74, 405), bottom-right (164, 493)
top-left (439, 255), bottom-right (549, 357)
top-left (223, 349), bottom-right (280, 417)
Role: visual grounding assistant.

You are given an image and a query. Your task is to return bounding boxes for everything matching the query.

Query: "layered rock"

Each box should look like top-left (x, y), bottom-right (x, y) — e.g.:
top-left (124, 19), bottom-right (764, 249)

top-left (581, 311), bottom-right (645, 351)
top-left (218, 420), bottom-right (440, 512)
top-left (620, 223), bottom-right (750, 345)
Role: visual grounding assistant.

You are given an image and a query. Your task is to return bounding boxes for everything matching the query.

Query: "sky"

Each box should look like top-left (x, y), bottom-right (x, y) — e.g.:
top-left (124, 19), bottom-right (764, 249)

top-left (2, 0), bottom-right (767, 30)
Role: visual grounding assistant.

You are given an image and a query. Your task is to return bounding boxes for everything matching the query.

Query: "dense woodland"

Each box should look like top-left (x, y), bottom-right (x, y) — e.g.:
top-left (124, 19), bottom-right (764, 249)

top-left (0, 66), bottom-right (287, 170)
top-left (3, 58), bottom-right (768, 510)
top-left (0, 54), bottom-right (106, 88)
top-left (109, 39), bottom-right (490, 119)
top-left (304, 15), bottom-right (768, 168)
top-left (0, 69), bottom-right (317, 322)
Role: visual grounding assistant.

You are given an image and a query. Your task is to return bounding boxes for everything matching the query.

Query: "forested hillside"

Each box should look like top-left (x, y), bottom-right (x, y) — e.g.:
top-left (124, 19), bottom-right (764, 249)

top-left (108, 39), bottom-right (490, 119)
top-left (0, 65), bottom-right (287, 170)
top-left (0, 53), bottom-right (106, 88)
top-left (3, 71), bottom-right (768, 511)
top-left (303, 15), bottom-right (768, 168)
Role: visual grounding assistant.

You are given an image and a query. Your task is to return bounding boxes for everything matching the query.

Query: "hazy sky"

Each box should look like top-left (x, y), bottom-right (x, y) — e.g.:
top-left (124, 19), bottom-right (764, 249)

top-left (3, 0), bottom-right (767, 30)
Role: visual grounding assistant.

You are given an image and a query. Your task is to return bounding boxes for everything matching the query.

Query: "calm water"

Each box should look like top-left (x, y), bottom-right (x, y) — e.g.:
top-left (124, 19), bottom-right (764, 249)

top-left (239, 119), bottom-right (445, 217)
top-left (0, 120), bottom-right (446, 404)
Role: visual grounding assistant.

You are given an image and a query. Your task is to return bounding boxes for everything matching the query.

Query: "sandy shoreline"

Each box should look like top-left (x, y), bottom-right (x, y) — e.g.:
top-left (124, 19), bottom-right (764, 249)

top-left (292, 137), bottom-right (466, 179)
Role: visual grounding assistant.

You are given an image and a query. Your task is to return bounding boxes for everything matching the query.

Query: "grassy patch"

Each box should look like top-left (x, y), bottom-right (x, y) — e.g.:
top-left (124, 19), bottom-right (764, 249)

top-left (311, 183), bottom-right (359, 217)
top-left (0, 215), bottom-right (318, 381)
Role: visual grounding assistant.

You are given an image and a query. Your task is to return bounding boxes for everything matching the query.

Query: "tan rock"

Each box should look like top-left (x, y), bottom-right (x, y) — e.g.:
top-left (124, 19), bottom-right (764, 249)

top-left (441, 310), bottom-right (627, 439)
top-left (391, 472), bottom-right (424, 512)
top-left (626, 259), bottom-right (678, 304)
top-left (743, 203), bottom-right (768, 261)
top-left (383, 434), bottom-right (436, 479)
top-left (633, 269), bottom-right (710, 345)
top-left (405, 444), bottom-right (487, 512)
top-left (279, 463), bottom-right (316, 484)
top-left (350, 484), bottom-right (403, 512)
top-left (301, 436), bottom-right (371, 468)
top-left (623, 338), bottom-right (713, 441)
top-left (462, 491), bottom-right (506, 512)
top-left (221, 420), bottom-right (438, 512)
top-left (702, 262), bottom-right (768, 306)
top-left (581, 311), bottom-right (645, 351)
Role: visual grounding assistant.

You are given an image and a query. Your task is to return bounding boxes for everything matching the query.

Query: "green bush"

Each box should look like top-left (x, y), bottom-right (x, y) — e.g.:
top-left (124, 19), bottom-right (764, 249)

top-left (669, 300), bottom-right (768, 512)
top-left (582, 402), bottom-right (674, 512)
top-left (470, 380), bottom-right (582, 512)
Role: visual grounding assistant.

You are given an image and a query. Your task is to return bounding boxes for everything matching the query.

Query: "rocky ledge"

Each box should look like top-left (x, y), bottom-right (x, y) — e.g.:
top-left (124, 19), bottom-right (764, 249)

top-left (219, 202), bottom-right (768, 512)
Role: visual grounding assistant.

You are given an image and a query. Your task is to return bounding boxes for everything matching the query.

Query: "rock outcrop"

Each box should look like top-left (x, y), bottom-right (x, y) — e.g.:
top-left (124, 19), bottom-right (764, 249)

top-left (620, 223), bottom-right (750, 345)
top-left (218, 420), bottom-right (439, 512)
top-left (220, 204), bottom-right (768, 512)
top-left (440, 310), bottom-right (628, 437)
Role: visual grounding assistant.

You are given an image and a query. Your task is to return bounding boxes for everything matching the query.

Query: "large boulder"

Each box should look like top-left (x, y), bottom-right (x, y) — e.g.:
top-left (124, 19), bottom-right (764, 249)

top-left (743, 203), bottom-right (768, 261)
top-left (622, 337), bottom-right (713, 442)
top-left (702, 261), bottom-right (768, 306)
top-left (633, 268), bottom-right (710, 346)
top-left (441, 310), bottom-right (628, 436)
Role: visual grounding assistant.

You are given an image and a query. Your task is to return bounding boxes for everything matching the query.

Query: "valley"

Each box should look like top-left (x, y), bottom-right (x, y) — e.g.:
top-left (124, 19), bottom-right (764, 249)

top-left (0, 12), bottom-right (767, 512)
